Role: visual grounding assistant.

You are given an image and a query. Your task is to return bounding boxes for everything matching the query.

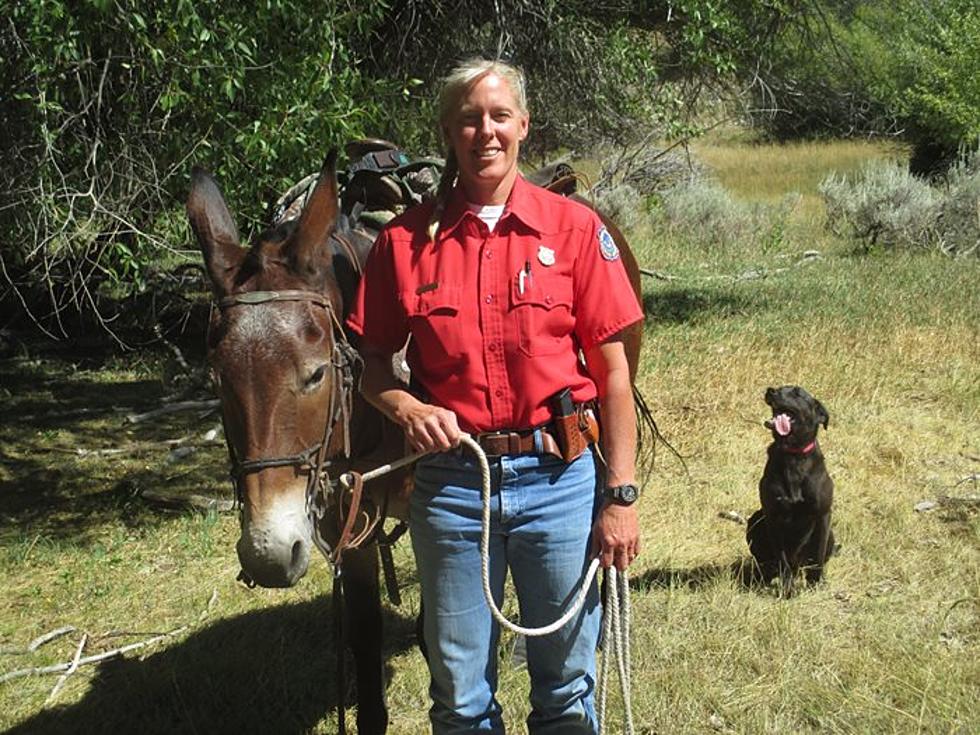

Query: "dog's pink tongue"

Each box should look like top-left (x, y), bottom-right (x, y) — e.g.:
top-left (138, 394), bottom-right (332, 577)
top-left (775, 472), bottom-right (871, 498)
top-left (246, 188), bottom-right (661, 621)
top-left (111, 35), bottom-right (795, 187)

top-left (772, 413), bottom-right (792, 436)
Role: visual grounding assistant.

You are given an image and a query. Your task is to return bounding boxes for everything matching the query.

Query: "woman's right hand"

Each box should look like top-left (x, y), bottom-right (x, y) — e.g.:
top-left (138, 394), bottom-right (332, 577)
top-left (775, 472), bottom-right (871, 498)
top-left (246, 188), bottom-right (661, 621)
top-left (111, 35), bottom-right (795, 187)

top-left (399, 401), bottom-right (462, 453)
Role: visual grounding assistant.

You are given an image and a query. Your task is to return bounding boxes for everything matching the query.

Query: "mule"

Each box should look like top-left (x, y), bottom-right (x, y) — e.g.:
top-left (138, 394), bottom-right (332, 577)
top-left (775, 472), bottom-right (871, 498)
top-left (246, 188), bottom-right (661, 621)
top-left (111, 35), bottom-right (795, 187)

top-left (186, 152), bottom-right (652, 735)
top-left (187, 152), bottom-right (409, 734)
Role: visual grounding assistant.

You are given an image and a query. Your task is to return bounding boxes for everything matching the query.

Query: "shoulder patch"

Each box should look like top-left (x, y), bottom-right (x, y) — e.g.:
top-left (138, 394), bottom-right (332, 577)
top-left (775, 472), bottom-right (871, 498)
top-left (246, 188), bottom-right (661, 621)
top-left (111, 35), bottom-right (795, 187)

top-left (598, 226), bottom-right (620, 261)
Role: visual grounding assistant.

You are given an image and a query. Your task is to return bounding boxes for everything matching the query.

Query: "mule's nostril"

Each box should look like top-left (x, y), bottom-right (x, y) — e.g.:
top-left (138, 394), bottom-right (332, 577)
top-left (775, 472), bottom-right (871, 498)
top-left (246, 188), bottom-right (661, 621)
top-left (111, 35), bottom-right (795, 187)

top-left (291, 539), bottom-right (304, 568)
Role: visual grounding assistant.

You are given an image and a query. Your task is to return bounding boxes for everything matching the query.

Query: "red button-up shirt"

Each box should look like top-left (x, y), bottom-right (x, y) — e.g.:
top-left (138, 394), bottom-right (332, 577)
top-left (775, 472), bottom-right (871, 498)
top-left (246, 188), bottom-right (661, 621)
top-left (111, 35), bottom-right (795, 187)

top-left (347, 174), bottom-right (643, 435)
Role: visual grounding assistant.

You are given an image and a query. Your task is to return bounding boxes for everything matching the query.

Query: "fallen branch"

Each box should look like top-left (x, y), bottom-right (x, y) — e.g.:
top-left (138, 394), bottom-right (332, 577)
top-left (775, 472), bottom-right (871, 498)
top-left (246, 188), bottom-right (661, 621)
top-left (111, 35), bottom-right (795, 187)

top-left (126, 399), bottom-right (219, 424)
top-left (639, 251), bottom-right (823, 284)
top-left (0, 590), bottom-right (220, 685)
top-left (0, 623), bottom-right (73, 656)
top-left (939, 493), bottom-right (980, 508)
top-left (638, 267), bottom-right (677, 281)
top-left (45, 633), bottom-right (87, 705)
top-left (0, 626), bottom-right (188, 684)
top-left (28, 626), bottom-right (76, 653)
top-left (717, 510), bottom-right (747, 525)
top-left (139, 488), bottom-right (235, 514)
top-left (19, 406), bottom-right (130, 422)
top-left (41, 437), bottom-right (224, 460)
top-left (153, 323), bottom-right (191, 373)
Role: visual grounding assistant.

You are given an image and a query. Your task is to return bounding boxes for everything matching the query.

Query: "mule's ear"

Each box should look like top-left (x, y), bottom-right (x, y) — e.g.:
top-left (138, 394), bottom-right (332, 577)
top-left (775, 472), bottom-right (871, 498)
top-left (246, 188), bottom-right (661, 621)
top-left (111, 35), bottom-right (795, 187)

top-left (815, 399), bottom-right (830, 429)
top-left (187, 166), bottom-right (244, 297)
top-left (286, 150), bottom-right (339, 279)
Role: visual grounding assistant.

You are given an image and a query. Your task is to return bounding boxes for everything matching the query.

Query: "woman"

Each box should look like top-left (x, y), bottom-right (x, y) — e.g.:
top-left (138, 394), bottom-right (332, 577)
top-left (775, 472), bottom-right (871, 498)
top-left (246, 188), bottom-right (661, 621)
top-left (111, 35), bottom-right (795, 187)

top-left (347, 58), bottom-right (643, 734)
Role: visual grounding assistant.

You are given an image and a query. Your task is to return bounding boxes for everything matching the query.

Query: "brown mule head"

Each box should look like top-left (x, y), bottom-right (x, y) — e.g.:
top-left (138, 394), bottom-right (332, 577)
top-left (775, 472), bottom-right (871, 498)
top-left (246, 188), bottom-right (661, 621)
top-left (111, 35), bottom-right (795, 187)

top-left (188, 152), bottom-right (347, 588)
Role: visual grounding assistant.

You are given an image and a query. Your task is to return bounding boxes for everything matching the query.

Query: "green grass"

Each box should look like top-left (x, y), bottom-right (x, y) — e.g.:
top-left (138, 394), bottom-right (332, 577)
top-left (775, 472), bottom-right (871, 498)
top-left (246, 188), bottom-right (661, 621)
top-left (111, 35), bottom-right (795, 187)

top-left (2, 139), bottom-right (978, 733)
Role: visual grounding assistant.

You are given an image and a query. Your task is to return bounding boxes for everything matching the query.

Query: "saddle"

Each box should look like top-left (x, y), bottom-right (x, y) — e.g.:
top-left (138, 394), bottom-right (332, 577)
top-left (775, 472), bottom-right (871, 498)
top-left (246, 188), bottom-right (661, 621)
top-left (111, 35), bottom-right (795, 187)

top-left (269, 139), bottom-right (443, 232)
top-left (525, 161), bottom-right (578, 196)
top-left (271, 140), bottom-right (582, 232)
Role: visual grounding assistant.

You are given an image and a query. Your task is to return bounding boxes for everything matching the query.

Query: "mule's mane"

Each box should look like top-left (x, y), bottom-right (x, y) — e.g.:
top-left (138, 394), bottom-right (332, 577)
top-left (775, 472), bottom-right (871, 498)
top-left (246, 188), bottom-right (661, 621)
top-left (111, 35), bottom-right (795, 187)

top-left (231, 220), bottom-right (295, 283)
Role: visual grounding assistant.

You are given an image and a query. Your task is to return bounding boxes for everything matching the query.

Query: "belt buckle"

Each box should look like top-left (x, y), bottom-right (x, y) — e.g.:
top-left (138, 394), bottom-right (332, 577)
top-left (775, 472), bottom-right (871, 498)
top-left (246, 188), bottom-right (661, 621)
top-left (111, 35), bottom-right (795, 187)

top-left (476, 430), bottom-right (506, 457)
top-left (478, 429), bottom-right (526, 457)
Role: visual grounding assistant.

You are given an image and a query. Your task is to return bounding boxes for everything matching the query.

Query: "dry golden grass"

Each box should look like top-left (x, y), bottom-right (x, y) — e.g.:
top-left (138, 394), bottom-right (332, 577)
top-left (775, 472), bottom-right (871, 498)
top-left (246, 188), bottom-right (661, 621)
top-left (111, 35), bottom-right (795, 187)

top-left (693, 138), bottom-right (907, 202)
top-left (1, 139), bottom-right (978, 733)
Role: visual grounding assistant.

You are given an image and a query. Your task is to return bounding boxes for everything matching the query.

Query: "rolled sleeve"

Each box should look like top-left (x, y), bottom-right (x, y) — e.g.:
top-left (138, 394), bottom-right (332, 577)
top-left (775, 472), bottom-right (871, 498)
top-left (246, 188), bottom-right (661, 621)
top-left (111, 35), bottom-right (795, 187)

top-left (572, 215), bottom-right (644, 349)
top-left (346, 229), bottom-right (409, 354)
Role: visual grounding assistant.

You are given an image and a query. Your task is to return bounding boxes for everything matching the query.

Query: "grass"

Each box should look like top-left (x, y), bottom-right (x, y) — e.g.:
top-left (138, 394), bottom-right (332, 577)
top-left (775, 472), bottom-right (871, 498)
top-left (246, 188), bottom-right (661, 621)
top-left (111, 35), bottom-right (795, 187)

top-left (693, 138), bottom-right (907, 207)
top-left (1, 139), bottom-right (978, 733)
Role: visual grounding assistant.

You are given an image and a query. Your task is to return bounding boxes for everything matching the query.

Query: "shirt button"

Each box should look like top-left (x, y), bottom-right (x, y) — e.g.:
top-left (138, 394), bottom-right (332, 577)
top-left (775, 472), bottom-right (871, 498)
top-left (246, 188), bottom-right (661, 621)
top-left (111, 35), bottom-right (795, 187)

top-left (545, 295), bottom-right (553, 304)
top-left (485, 250), bottom-right (493, 259)
top-left (485, 294), bottom-right (493, 304)
top-left (488, 343), bottom-right (497, 352)
top-left (495, 389), bottom-right (504, 397)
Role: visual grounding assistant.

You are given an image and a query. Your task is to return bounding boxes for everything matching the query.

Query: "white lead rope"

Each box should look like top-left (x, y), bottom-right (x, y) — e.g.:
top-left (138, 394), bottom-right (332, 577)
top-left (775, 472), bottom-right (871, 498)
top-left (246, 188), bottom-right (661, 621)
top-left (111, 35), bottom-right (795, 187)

top-left (459, 434), bottom-right (604, 637)
top-left (597, 566), bottom-right (635, 735)
top-left (339, 433), bottom-right (634, 733)
top-left (459, 434), bottom-right (635, 733)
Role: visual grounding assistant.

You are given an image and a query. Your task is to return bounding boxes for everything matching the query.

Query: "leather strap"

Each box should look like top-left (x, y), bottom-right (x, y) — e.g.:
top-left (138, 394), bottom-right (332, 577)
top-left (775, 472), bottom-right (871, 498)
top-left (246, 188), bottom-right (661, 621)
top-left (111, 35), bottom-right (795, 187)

top-left (332, 472), bottom-right (366, 567)
top-left (475, 426), bottom-right (563, 459)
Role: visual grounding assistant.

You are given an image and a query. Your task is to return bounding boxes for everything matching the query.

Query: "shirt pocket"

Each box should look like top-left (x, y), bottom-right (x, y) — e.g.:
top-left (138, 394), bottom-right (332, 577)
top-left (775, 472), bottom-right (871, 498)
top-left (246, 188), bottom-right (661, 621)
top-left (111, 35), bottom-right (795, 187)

top-left (402, 285), bottom-right (465, 373)
top-left (509, 271), bottom-right (574, 357)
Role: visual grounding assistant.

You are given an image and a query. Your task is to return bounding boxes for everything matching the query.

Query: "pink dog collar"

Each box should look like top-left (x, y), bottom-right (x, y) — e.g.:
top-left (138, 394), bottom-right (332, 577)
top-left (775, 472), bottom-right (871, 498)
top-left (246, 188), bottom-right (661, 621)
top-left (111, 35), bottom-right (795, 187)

top-left (781, 441), bottom-right (816, 455)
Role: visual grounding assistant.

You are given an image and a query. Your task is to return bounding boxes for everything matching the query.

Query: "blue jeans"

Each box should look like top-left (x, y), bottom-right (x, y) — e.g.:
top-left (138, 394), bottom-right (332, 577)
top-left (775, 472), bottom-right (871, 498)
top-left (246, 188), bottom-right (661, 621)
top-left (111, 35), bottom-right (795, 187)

top-left (410, 445), bottom-right (601, 734)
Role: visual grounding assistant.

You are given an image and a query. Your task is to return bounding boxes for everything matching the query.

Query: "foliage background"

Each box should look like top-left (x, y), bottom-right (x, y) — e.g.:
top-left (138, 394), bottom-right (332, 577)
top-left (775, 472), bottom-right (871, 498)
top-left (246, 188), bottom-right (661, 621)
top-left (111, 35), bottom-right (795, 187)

top-left (1, 0), bottom-right (978, 343)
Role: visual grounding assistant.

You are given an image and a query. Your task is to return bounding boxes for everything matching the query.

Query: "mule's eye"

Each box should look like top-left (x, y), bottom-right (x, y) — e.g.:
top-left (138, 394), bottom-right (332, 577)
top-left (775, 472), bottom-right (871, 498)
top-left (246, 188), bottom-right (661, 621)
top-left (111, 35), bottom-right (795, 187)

top-left (305, 365), bottom-right (327, 388)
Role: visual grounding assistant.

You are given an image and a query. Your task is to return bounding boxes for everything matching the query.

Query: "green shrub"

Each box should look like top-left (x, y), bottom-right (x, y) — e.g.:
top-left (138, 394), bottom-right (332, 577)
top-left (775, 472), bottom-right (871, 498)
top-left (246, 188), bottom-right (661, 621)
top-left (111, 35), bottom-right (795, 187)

top-left (1, 1), bottom-right (405, 341)
top-left (746, 1), bottom-right (980, 174)
top-left (651, 180), bottom-right (794, 251)
top-left (818, 159), bottom-right (979, 253)
top-left (594, 184), bottom-right (644, 233)
top-left (937, 156), bottom-right (980, 255)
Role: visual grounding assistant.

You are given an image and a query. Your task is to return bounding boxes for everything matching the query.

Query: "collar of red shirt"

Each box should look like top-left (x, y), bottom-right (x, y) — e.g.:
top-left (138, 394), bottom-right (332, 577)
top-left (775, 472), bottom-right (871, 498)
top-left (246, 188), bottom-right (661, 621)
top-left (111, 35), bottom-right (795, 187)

top-left (436, 174), bottom-right (547, 240)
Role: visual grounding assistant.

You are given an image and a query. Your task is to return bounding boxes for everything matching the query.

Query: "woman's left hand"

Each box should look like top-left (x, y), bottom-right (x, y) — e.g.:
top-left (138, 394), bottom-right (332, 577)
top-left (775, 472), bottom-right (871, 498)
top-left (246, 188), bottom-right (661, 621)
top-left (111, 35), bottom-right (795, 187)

top-left (591, 501), bottom-right (640, 571)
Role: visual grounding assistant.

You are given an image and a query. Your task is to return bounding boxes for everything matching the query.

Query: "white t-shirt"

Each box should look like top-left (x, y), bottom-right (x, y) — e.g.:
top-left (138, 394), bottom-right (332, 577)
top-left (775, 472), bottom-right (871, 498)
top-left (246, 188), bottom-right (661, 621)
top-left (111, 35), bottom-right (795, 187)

top-left (467, 203), bottom-right (506, 232)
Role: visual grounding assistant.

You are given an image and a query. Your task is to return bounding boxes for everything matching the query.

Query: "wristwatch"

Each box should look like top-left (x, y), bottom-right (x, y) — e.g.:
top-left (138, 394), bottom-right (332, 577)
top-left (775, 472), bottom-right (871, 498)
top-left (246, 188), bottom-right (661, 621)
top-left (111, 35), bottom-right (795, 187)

top-left (604, 483), bottom-right (639, 505)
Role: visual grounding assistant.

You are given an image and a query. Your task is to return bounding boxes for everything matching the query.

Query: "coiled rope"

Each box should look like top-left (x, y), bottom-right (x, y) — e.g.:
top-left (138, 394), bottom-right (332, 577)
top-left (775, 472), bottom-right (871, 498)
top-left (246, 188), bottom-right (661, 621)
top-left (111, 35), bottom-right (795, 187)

top-left (338, 433), bottom-right (634, 733)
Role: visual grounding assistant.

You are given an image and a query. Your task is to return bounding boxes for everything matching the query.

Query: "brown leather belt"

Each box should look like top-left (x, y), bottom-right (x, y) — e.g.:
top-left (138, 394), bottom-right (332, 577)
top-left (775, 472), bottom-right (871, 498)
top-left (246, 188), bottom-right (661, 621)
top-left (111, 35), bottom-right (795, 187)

top-left (475, 425), bottom-right (563, 459)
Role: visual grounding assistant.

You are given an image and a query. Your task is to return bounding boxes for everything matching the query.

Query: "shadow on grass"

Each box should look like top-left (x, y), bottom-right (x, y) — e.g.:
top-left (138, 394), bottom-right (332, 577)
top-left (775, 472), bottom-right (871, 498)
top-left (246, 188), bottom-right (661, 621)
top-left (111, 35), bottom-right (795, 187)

top-left (6, 597), bottom-right (419, 735)
top-left (0, 354), bottom-right (166, 424)
top-left (642, 286), bottom-right (764, 325)
top-left (0, 355), bottom-right (229, 545)
top-left (631, 558), bottom-right (773, 594)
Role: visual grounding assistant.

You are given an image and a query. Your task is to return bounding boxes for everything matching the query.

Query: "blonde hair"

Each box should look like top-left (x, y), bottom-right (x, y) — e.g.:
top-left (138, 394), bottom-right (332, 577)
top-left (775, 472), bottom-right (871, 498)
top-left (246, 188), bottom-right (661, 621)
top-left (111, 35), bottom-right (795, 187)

top-left (427, 58), bottom-right (529, 241)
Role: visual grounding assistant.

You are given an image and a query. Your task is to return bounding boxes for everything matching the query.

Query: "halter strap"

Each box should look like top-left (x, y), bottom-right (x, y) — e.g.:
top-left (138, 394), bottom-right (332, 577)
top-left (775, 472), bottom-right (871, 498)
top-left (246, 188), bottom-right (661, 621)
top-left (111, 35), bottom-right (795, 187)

top-left (218, 289), bottom-right (334, 310)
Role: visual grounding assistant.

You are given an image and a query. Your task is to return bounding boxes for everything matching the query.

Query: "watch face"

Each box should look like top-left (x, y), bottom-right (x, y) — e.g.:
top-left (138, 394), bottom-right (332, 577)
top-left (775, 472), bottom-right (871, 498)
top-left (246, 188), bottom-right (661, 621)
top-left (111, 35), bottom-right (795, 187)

top-left (607, 484), bottom-right (638, 503)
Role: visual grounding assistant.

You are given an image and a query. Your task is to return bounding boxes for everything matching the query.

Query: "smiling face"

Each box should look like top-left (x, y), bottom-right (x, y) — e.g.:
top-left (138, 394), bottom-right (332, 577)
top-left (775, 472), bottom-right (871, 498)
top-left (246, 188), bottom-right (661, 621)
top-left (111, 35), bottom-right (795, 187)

top-left (443, 72), bottom-right (529, 205)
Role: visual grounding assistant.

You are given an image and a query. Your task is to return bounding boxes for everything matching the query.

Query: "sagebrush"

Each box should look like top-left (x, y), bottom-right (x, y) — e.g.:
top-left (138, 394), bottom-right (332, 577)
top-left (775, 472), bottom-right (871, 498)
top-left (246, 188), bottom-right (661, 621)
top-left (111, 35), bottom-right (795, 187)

top-left (820, 156), bottom-right (979, 254)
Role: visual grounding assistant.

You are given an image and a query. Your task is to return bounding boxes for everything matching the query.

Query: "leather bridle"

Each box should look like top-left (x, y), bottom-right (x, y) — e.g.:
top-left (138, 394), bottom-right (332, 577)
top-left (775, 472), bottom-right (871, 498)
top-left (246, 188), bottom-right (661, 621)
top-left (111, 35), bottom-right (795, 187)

top-left (212, 287), bottom-right (378, 581)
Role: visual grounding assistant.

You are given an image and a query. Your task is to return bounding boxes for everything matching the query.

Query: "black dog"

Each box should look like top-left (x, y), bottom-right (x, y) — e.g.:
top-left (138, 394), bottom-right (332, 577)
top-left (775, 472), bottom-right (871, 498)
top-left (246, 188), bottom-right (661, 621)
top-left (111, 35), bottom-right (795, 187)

top-left (747, 386), bottom-right (835, 596)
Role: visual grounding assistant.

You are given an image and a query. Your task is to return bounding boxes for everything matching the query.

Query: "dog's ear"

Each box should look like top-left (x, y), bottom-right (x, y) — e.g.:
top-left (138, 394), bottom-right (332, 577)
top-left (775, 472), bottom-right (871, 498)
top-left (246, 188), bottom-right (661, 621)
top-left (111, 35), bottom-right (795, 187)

top-left (815, 399), bottom-right (830, 429)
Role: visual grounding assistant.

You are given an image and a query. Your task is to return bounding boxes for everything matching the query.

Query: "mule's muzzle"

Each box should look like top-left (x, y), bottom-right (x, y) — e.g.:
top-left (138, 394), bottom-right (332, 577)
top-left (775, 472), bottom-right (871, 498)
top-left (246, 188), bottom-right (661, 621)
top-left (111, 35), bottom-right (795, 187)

top-left (236, 504), bottom-right (313, 588)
